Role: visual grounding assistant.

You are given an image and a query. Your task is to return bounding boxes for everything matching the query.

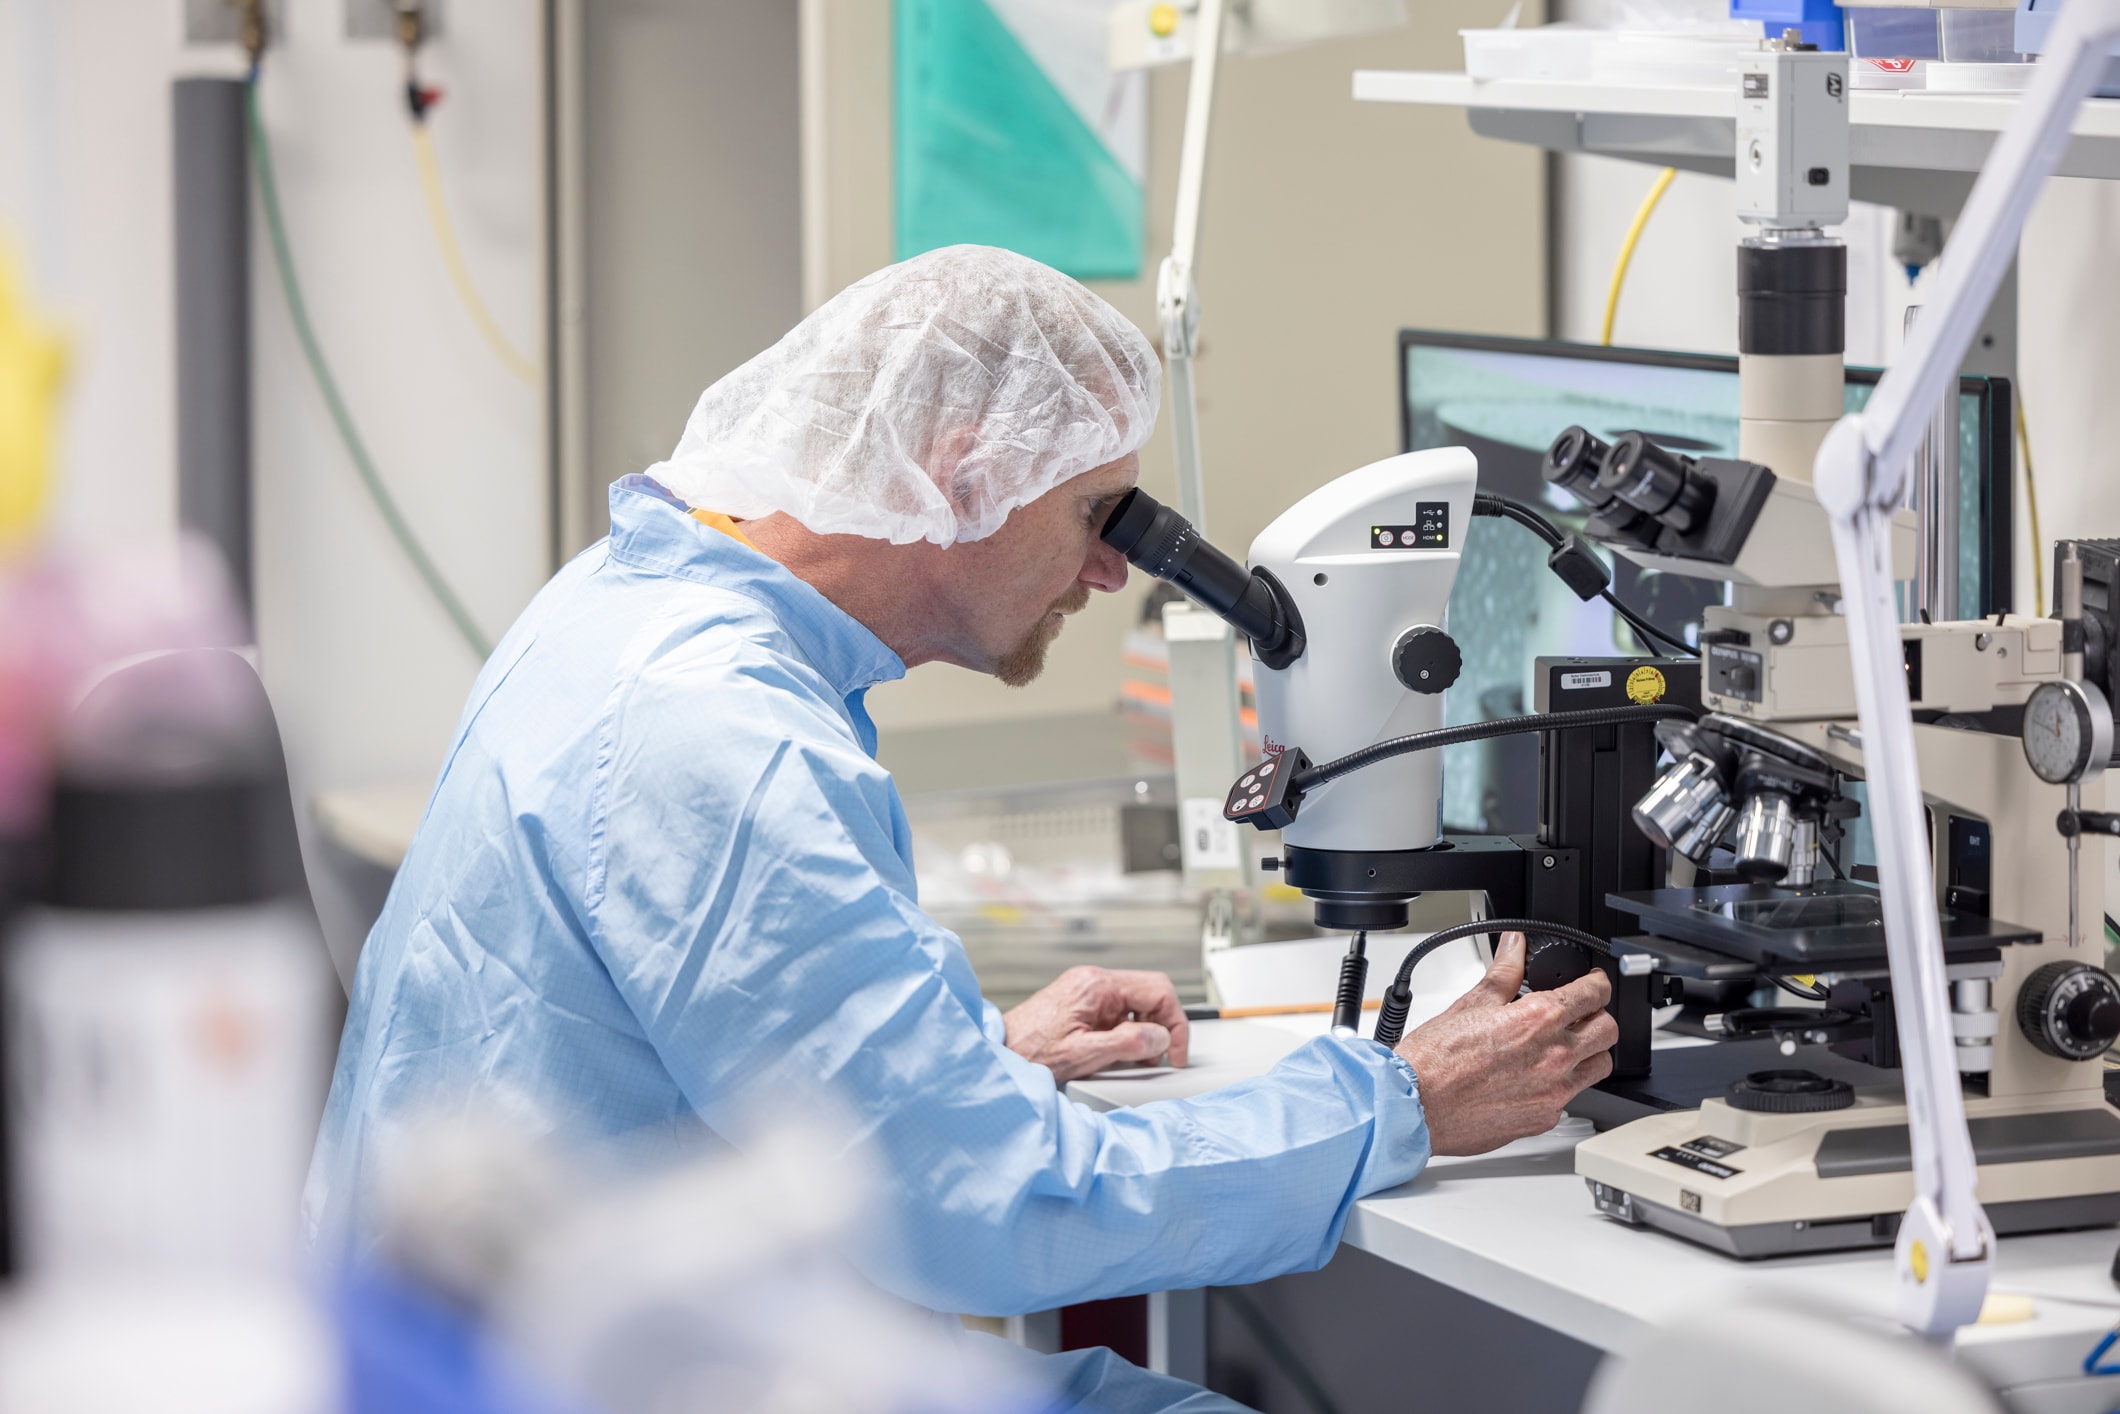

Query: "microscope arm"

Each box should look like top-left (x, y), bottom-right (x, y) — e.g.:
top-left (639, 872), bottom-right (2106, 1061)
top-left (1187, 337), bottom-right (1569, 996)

top-left (1811, 0), bottom-right (2120, 1343)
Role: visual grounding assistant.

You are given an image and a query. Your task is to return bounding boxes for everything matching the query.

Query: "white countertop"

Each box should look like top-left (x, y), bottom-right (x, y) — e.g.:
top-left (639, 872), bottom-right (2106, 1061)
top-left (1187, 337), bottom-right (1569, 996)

top-left (1068, 1020), bottom-right (2120, 1402)
top-left (311, 782), bottom-right (430, 870)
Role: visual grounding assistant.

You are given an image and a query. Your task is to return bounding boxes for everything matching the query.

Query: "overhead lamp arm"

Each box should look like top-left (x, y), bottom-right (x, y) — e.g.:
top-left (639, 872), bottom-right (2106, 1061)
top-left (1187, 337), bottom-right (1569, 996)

top-left (1158, 0), bottom-right (1229, 532)
top-left (1811, 0), bottom-right (2120, 1344)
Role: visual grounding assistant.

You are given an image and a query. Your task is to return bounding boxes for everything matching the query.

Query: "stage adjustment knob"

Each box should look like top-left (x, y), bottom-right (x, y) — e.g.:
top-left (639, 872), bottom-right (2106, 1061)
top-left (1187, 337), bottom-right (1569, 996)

top-left (1393, 626), bottom-right (1461, 695)
top-left (2018, 961), bottom-right (2120, 1061)
top-left (1727, 1069), bottom-right (1855, 1113)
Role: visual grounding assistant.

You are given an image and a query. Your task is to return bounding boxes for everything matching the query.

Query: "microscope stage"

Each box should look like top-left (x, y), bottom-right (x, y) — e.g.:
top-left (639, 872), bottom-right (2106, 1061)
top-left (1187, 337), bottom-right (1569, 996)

top-left (1605, 880), bottom-right (2038, 971)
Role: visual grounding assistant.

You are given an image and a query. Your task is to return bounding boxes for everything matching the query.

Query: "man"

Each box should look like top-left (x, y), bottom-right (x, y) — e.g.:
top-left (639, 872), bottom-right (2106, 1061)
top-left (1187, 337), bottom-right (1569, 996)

top-left (307, 245), bottom-right (1615, 1410)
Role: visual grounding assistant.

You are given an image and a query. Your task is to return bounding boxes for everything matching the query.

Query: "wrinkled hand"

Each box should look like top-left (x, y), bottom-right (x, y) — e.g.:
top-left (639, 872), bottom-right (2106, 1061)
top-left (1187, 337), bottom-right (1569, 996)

top-left (1004, 966), bottom-right (1191, 1084)
top-left (1394, 932), bottom-right (1616, 1156)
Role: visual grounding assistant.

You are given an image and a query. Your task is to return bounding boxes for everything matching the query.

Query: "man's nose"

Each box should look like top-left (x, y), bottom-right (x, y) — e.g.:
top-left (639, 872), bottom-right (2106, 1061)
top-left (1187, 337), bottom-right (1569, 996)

top-left (1082, 539), bottom-right (1129, 593)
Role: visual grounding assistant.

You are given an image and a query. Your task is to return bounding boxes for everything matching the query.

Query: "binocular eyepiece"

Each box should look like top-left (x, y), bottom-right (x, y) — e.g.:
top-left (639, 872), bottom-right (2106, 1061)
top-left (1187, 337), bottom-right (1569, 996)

top-left (1543, 426), bottom-right (1718, 540)
top-left (1100, 489), bottom-right (1306, 670)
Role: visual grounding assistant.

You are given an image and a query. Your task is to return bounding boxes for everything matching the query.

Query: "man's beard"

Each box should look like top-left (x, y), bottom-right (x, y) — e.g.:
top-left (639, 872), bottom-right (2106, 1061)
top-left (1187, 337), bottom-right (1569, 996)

top-left (995, 584), bottom-right (1092, 688)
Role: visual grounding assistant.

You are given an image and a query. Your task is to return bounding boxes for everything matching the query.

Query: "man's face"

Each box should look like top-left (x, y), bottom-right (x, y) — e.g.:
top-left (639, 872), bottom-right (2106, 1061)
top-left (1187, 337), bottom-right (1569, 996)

top-left (937, 453), bottom-right (1138, 687)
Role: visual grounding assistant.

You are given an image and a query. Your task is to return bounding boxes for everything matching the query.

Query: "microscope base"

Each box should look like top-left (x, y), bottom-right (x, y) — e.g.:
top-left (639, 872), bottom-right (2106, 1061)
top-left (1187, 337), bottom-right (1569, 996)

top-left (1576, 1088), bottom-right (2120, 1259)
top-left (1567, 1039), bottom-right (1898, 1131)
top-left (1585, 1180), bottom-right (2120, 1259)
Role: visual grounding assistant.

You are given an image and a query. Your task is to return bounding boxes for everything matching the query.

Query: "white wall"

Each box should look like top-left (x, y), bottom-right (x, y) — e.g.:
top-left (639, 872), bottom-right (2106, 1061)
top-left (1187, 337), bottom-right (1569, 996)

top-left (578, 0), bottom-right (802, 547)
top-left (2018, 177), bottom-right (2120, 608)
top-left (0, 0), bottom-right (550, 974)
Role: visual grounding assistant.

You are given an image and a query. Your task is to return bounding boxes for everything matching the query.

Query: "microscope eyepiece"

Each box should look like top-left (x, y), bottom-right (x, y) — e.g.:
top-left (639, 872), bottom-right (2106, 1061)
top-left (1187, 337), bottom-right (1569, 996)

top-left (1542, 426), bottom-right (1659, 548)
top-left (1597, 432), bottom-right (1718, 536)
top-left (1100, 487), bottom-right (1185, 569)
top-left (1541, 425), bottom-right (1614, 507)
top-left (1100, 489), bottom-right (1306, 670)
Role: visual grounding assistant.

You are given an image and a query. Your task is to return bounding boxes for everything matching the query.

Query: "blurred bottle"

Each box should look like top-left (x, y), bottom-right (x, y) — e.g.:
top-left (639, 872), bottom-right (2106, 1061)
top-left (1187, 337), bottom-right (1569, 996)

top-left (0, 231), bottom-right (336, 1412)
top-left (5, 642), bottom-right (330, 1278)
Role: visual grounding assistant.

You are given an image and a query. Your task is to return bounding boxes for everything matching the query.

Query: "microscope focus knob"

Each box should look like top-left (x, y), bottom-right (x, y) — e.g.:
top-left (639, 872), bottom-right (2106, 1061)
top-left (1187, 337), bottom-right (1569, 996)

top-left (1393, 626), bottom-right (1461, 695)
top-left (1522, 935), bottom-right (1597, 992)
top-left (2017, 961), bottom-right (2120, 1061)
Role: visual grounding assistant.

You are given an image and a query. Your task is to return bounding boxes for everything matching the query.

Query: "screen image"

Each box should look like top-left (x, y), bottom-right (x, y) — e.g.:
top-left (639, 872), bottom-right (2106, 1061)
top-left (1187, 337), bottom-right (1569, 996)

top-left (1401, 332), bottom-right (2009, 835)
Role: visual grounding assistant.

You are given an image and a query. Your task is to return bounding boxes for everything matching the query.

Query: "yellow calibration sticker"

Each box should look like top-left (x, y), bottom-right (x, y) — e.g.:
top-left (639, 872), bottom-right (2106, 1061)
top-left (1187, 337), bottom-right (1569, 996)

top-left (1149, 4), bottom-right (1179, 37)
top-left (1626, 665), bottom-right (1668, 705)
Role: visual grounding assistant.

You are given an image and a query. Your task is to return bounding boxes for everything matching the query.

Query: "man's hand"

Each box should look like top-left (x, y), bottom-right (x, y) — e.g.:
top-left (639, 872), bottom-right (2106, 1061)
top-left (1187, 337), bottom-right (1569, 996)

top-left (1394, 932), bottom-right (1616, 1156)
top-left (1004, 966), bottom-right (1190, 1084)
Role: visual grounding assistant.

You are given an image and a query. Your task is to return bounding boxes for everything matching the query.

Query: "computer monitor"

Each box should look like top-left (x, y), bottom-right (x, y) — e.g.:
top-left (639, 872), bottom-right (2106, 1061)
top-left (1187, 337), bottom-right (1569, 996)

top-left (1399, 329), bottom-right (2013, 834)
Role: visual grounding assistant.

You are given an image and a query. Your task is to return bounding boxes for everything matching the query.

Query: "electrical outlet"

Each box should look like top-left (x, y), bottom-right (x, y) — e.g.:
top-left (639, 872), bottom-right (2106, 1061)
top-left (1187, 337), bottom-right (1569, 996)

top-left (345, 0), bottom-right (445, 41)
top-left (184, 0), bottom-right (284, 45)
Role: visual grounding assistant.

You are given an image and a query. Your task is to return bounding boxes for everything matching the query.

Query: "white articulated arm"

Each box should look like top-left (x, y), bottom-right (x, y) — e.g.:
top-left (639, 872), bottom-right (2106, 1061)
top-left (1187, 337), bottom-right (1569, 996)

top-left (1159, 0), bottom-right (1227, 530)
top-left (1811, 0), bottom-right (2120, 1343)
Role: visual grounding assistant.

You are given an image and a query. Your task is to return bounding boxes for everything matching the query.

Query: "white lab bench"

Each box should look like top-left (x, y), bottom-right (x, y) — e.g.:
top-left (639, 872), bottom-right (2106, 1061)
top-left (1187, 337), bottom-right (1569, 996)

top-left (1067, 1019), bottom-right (2120, 1413)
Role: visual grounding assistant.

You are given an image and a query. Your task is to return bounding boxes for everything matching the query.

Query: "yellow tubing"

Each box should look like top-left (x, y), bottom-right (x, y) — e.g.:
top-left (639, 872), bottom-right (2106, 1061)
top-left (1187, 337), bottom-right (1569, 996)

top-left (411, 122), bottom-right (538, 386)
top-left (1601, 167), bottom-right (1677, 347)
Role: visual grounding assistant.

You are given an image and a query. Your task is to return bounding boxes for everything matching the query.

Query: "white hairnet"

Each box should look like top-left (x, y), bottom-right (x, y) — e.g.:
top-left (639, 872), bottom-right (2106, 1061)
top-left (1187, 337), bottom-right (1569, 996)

top-left (645, 245), bottom-right (1160, 546)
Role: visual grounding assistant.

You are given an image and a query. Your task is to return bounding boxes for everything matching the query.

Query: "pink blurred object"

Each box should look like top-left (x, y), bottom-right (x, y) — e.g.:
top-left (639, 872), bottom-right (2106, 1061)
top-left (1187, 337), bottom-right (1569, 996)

top-left (0, 536), bottom-right (248, 834)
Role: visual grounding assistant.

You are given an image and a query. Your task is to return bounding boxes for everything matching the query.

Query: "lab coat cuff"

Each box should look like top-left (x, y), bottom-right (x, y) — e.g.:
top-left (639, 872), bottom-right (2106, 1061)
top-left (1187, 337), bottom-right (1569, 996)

top-left (1328, 1033), bottom-right (1431, 1197)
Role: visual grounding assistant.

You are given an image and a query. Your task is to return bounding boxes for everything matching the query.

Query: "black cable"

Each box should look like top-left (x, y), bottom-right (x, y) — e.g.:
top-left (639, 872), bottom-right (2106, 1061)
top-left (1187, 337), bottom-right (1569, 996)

top-left (1330, 931), bottom-right (1369, 1035)
top-left (1598, 588), bottom-right (1698, 657)
top-left (1372, 918), bottom-right (1613, 1049)
top-left (1472, 492), bottom-right (1699, 658)
top-left (1209, 1287), bottom-right (1346, 1414)
top-left (1473, 492), bottom-right (1564, 549)
top-left (1293, 704), bottom-right (1696, 793)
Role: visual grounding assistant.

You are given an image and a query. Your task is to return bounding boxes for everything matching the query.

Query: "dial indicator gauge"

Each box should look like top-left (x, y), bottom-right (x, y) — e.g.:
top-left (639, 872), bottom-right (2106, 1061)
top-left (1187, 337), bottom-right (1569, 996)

top-left (2021, 679), bottom-right (2114, 785)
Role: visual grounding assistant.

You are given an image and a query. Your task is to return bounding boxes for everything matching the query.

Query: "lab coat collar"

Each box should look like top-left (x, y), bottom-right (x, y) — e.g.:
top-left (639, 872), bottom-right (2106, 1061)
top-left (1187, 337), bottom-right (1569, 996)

top-left (606, 476), bottom-right (908, 698)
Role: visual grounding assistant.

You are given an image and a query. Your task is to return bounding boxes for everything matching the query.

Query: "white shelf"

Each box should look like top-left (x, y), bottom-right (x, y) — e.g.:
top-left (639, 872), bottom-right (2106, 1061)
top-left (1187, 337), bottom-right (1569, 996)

top-left (1354, 70), bottom-right (2120, 211)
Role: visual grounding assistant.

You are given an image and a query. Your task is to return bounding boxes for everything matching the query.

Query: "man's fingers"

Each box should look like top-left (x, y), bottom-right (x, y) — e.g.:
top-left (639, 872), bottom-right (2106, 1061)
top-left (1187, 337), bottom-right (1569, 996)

top-left (1547, 965), bottom-right (1613, 1025)
top-left (1471, 931), bottom-right (1526, 1005)
top-left (1566, 1048), bottom-right (1615, 1094)
top-left (1052, 1020), bottom-right (1172, 1082)
top-left (1107, 970), bottom-right (1190, 1066)
top-left (1568, 1009), bottom-right (1620, 1063)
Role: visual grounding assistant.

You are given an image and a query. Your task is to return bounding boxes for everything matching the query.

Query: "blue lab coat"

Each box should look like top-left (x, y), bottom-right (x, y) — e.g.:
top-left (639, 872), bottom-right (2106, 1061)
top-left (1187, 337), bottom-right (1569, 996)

top-left (306, 478), bottom-right (1430, 1400)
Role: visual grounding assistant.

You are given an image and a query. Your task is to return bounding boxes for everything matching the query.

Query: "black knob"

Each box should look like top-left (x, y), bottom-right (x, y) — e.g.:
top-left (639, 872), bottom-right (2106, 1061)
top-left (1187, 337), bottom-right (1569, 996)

top-left (1524, 936), bottom-right (1596, 992)
top-left (1393, 626), bottom-right (1461, 695)
top-left (1727, 1069), bottom-right (1855, 1113)
top-left (2018, 961), bottom-right (2120, 1061)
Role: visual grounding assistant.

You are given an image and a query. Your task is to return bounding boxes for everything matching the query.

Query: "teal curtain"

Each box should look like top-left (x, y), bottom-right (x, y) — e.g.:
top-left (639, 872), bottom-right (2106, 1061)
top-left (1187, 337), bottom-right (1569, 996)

top-left (895, 0), bottom-right (1144, 280)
